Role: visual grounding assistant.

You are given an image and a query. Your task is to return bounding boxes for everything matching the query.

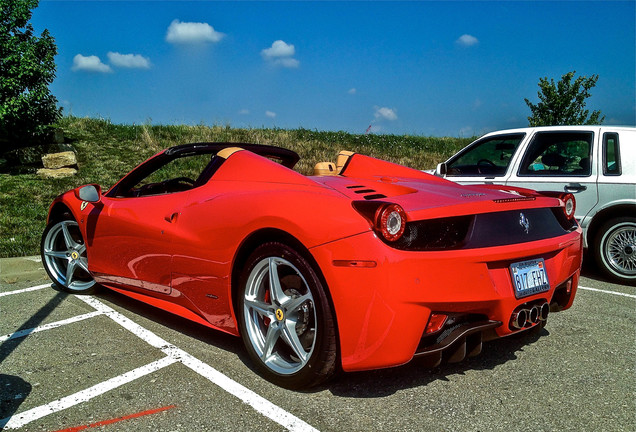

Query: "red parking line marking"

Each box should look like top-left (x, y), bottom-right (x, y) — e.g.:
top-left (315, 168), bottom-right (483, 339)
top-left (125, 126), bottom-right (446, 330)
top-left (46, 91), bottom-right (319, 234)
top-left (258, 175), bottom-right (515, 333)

top-left (50, 405), bottom-right (176, 432)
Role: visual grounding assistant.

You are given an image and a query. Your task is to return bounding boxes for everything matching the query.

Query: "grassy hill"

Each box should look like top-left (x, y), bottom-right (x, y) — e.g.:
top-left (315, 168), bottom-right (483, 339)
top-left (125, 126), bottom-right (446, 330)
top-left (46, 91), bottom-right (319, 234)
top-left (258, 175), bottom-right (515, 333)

top-left (0, 116), bottom-right (474, 257)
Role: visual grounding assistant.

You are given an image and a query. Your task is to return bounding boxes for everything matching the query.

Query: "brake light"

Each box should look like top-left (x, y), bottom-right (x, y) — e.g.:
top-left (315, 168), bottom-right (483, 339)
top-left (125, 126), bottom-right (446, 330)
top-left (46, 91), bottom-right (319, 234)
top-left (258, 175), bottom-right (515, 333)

top-left (562, 193), bottom-right (576, 220)
top-left (538, 191), bottom-right (576, 222)
top-left (374, 203), bottom-right (406, 242)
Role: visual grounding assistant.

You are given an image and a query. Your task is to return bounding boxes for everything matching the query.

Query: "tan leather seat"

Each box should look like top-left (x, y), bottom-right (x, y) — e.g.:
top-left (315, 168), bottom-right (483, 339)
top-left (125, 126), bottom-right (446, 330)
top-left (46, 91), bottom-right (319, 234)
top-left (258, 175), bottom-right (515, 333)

top-left (313, 162), bottom-right (337, 176)
top-left (336, 151), bottom-right (355, 173)
top-left (313, 151), bottom-right (355, 176)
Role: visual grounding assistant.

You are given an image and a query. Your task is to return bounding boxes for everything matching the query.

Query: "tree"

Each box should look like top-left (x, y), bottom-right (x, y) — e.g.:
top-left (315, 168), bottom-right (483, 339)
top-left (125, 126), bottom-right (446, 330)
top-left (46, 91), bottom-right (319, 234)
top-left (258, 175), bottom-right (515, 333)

top-left (0, 0), bottom-right (61, 150)
top-left (525, 71), bottom-right (605, 127)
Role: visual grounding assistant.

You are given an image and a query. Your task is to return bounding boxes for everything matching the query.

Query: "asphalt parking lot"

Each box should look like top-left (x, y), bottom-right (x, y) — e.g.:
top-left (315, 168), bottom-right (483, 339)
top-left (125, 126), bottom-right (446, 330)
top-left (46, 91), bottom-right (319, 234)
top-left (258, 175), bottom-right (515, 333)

top-left (1, 257), bottom-right (634, 432)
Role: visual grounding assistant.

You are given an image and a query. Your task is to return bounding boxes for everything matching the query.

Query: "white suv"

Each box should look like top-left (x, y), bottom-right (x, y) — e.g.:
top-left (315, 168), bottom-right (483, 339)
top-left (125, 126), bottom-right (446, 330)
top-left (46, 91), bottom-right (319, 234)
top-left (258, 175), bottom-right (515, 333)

top-left (435, 126), bottom-right (635, 284)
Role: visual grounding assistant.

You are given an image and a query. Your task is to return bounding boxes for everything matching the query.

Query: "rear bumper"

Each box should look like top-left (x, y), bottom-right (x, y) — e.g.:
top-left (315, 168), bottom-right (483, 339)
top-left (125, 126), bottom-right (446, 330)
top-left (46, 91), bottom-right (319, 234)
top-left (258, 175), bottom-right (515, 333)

top-left (414, 319), bottom-right (501, 366)
top-left (310, 227), bottom-right (582, 372)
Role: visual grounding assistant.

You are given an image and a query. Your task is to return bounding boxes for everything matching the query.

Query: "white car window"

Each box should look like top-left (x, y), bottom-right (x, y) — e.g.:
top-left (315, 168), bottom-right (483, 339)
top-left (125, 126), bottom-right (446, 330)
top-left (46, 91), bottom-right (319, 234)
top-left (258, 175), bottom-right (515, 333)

top-left (518, 131), bottom-right (593, 177)
top-left (602, 132), bottom-right (621, 176)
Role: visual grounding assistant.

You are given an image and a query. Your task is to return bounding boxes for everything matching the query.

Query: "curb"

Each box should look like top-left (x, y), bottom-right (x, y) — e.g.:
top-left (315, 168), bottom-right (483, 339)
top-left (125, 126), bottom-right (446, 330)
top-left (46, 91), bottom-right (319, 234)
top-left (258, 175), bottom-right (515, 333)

top-left (0, 255), bottom-right (47, 285)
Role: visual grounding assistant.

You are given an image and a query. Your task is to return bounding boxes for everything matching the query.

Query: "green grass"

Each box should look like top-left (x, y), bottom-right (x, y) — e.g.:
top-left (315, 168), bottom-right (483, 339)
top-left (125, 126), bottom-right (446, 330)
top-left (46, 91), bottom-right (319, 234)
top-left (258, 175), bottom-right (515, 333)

top-left (0, 116), bottom-right (474, 257)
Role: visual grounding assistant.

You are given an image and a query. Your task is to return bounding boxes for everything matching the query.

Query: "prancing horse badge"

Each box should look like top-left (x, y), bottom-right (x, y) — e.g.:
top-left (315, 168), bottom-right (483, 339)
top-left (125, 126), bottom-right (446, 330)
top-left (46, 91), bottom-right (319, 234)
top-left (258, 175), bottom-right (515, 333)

top-left (519, 212), bottom-right (530, 234)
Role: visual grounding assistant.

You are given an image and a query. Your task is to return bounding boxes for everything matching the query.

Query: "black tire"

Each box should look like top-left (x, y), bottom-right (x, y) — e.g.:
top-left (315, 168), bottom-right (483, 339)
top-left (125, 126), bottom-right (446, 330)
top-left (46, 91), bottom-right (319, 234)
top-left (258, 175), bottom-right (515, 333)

top-left (237, 242), bottom-right (337, 389)
top-left (593, 216), bottom-right (636, 285)
top-left (41, 216), bottom-right (97, 294)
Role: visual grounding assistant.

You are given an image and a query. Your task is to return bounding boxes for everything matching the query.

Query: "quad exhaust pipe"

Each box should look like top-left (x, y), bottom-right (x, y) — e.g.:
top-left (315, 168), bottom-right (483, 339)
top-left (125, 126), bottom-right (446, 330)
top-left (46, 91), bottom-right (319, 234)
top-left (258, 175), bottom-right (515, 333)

top-left (510, 309), bottom-right (527, 329)
top-left (510, 302), bottom-right (549, 330)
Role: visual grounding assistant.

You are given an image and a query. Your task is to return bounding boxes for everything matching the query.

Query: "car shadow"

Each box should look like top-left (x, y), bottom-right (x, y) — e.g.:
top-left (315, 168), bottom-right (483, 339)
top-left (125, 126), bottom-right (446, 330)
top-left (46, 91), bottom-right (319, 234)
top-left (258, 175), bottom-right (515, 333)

top-left (579, 253), bottom-right (635, 286)
top-left (0, 288), bottom-right (68, 426)
top-left (322, 328), bottom-right (547, 397)
top-left (92, 288), bottom-right (552, 396)
top-left (580, 253), bottom-right (606, 282)
top-left (91, 288), bottom-right (249, 363)
top-left (0, 374), bottom-right (32, 428)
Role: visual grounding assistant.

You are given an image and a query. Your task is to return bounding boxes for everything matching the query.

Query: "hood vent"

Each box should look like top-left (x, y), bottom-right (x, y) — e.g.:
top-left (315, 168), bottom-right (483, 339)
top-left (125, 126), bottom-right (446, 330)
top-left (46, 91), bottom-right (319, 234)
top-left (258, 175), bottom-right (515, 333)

top-left (347, 185), bottom-right (387, 200)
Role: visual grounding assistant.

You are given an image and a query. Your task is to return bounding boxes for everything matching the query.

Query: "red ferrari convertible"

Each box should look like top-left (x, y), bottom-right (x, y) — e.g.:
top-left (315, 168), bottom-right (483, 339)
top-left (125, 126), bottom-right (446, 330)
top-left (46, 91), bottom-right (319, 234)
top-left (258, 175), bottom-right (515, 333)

top-left (41, 143), bottom-right (582, 388)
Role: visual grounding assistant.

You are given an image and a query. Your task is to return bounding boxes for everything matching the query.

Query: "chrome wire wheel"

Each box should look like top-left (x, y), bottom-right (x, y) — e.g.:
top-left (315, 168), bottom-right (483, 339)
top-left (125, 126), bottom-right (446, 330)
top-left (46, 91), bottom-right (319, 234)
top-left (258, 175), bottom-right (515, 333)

top-left (243, 256), bottom-right (317, 375)
top-left (602, 222), bottom-right (636, 278)
top-left (42, 219), bottom-right (96, 292)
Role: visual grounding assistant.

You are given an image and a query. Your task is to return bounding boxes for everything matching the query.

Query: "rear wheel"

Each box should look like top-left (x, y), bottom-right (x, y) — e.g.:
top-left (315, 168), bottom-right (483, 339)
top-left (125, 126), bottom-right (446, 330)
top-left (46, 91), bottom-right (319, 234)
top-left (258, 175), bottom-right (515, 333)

top-left (41, 218), bottom-right (96, 293)
top-left (594, 217), bottom-right (636, 284)
top-left (237, 242), bottom-right (337, 389)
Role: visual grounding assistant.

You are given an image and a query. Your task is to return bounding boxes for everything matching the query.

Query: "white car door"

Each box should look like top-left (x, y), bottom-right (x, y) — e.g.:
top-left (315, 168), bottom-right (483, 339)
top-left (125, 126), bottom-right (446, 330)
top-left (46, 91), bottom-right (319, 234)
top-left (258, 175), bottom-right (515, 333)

top-left (505, 129), bottom-right (599, 224)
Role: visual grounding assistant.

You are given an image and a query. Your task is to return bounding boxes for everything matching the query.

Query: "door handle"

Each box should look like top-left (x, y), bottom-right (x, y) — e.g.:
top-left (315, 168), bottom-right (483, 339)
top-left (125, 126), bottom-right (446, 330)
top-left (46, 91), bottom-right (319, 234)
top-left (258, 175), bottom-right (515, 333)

top-left (164, 212), bottom-right (179, 223)
top-left (564, 183), bottom-right (587, 193)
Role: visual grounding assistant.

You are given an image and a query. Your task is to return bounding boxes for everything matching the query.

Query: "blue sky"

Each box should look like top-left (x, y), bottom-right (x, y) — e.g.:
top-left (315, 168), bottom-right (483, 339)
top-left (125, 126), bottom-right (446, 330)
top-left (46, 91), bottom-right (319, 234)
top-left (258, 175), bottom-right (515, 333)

top-left (32, 0), bottom-right (635, 137)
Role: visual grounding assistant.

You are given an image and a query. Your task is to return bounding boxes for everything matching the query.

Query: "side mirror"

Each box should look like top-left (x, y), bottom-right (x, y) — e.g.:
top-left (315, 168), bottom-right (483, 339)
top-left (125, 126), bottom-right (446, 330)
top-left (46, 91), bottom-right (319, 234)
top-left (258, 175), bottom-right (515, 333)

top-left (75, 184), bottom-right (102, 203)
top-left (436, 162), bottom-right (447, 177)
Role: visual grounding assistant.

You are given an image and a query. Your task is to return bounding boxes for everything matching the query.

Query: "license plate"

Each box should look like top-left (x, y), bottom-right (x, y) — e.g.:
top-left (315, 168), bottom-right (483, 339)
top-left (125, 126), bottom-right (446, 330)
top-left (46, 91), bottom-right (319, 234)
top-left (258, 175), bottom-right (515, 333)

top-left (509, 258), bottom-right (550, 299)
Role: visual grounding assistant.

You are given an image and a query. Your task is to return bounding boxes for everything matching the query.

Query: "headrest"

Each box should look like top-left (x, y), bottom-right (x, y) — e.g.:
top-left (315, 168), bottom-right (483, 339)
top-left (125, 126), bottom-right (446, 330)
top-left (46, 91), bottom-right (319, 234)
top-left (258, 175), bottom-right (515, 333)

top-left (336, 150), bottom-right (355, 173)
top-left (541, 153), bottom-right (565, 168)
top-left (314, 162), bottom-right (337, 176)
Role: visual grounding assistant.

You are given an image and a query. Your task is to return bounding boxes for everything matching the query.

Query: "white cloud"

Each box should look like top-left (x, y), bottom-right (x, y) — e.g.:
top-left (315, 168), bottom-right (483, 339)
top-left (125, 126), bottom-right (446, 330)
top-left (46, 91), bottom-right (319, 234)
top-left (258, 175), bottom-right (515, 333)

top-left (238, 109), bottom-right (250, 115)
top-left (72, 54), bottom-right (112, 73)
top-left (348, 88), bottom-right (357, 95)
top-left (166, 19), bottom-right (225, 44)
top-left (261, 40), bottom-right (295, 58)
top-left (456, 34), bottom-right (479, 47)
top-left (265, 111), bottom-right (277, 118)
top-left (107, 52), bottom-right (151, 69)
top-left (374, 106), bottom-right (398, 121)
top-left (261, 40), bottom-right (299, 68)
top-left (277, 57), bottom-right (300, 68)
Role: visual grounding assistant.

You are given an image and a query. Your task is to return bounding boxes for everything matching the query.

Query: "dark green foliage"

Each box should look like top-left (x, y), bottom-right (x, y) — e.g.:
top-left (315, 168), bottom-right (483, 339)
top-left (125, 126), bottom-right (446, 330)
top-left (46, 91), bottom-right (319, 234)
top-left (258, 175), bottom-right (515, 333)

top-left (525, 71), bottom-right (605, 127)
top-left (0, 0), bottom-right (61, 150)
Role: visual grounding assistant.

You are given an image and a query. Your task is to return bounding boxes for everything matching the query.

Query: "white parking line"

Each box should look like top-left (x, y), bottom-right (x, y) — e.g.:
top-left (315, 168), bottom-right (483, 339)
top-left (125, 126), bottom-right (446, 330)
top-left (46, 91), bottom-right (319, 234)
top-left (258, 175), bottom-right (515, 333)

top-left (179, 352), bottom-right (314, 432)
top-left (80, 295), bottom-right (319, 432)
top-left (3, 279), bottom-right (630, 430)
top-left (0, 311), bottom-right (102, 342)
top-left (0, 284), bottom-right (50, 297)
top-left (1, 287), bottom-right (318, 432)
top-left (1, 357), bottom-right (178, 429)
top-left (578, 285), bottom-right (636, 299)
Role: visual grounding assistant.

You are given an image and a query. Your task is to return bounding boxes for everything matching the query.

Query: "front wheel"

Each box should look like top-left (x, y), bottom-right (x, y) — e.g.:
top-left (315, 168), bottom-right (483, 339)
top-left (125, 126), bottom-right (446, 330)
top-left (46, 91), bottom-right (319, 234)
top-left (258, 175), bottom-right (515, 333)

top-left (594, 217), bottom-right (636, 284)
top-left (41, 218), bottom-right (97, 293)
top-left (237, 242), bottom-right (337, 389)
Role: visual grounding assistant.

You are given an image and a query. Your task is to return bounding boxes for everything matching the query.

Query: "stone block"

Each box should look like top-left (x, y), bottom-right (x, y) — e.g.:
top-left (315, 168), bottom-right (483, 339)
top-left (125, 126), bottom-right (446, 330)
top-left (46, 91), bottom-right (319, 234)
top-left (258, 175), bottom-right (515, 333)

top-left (37, 167), bottom-right (78, 178)
top-left (42, 151), bottom-right (77, 169)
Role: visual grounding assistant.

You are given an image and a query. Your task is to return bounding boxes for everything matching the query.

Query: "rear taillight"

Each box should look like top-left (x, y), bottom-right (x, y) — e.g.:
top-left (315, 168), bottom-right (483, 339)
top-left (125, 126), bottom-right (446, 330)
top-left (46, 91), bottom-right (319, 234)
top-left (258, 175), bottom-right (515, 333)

top-left (562, 193), bottom-right (576, 220)
top-left (374, 203), bottom-right (407, 242)
top-left (539, 191), bottom-right (576, 222)
top-left (353, 201), bottom-right (471, 250)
